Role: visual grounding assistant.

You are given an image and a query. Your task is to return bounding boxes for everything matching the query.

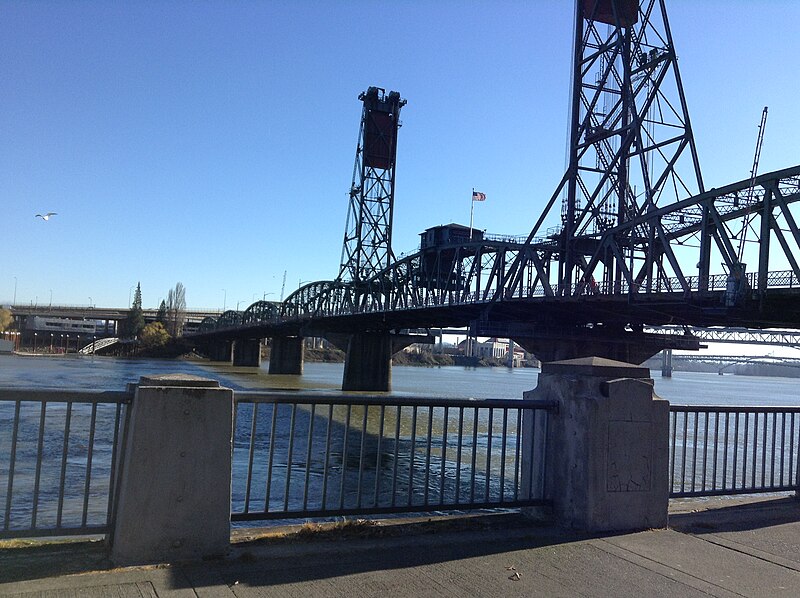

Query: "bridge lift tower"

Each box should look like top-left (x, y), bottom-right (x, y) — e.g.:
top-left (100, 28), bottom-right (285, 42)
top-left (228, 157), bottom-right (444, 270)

top-left (553, 0), bottom-right (705, 294)
top-left (339, 87), bottom-right (407, 288)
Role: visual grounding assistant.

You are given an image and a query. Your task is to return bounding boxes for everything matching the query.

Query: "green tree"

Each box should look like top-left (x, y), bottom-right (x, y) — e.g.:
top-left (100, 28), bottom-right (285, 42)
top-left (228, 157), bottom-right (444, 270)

top-left (140, 321), bottom-right (170, 349)
top-left (121, 282), bottom-right (145, 339)
top-left (0, 308), bottom-right (12, 332)
top-left (156, 300), bottom-right (167, 323)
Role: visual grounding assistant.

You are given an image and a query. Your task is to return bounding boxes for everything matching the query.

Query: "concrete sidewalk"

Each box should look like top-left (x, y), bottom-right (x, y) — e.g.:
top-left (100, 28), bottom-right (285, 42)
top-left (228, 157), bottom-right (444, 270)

top-left (1, 496), bottom-right (799, 597)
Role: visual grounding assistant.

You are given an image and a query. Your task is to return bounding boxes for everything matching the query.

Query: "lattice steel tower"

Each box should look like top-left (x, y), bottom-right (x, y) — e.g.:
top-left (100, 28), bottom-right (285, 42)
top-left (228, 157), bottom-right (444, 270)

top-left (339, 87), bottom-right (407, 286)
top-left (549, 0), bottom-right (705, 294)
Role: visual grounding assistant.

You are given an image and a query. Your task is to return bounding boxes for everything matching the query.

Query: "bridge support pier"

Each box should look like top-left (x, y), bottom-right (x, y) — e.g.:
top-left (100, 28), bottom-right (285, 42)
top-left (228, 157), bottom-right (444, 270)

top-left (233, 339), bottom-right (262, 367)
top-left (268, 336), bottom-right (304, 375)
top-left (343, 332), bottom-right (392, 392)
top-left (661, 349), bottom-right (673, 378)
top-left (208, 340), bottom-right (233, 363)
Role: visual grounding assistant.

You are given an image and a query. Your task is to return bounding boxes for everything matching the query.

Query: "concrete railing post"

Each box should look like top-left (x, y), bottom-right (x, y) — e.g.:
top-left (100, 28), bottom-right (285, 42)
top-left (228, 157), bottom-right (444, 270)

top-left (524, 357), bottom-right (670, 532)
top-left (110, 374), bottom-right (233, 565)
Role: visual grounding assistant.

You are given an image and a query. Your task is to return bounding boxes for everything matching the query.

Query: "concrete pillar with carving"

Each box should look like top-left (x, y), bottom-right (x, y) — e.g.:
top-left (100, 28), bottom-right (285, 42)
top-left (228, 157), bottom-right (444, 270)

top-left (524, 357), bottom-right (670, 532)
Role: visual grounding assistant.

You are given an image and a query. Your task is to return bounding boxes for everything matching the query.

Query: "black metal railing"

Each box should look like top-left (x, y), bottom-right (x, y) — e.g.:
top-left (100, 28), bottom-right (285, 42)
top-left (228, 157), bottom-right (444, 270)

top-left (669, 406), bottom-right (800, 498)
top-left (0, 389), bottom-right (130, 539)
top-left (231, 394), bottom-right (555, 522)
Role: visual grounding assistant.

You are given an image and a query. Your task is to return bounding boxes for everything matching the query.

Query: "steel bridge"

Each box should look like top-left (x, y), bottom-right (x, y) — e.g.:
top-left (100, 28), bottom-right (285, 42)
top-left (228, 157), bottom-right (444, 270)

top-left (188, 0), bottom-right (800, 390)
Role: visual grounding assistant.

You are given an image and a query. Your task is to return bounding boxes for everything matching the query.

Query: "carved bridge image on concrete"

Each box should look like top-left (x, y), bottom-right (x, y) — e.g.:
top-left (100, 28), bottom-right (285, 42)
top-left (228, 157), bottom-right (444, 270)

top-left (185, 0), bottom-right (800, 392)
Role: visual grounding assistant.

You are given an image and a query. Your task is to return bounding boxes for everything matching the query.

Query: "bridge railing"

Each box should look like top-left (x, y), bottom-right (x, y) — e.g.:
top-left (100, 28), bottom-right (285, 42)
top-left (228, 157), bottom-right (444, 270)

top-left (669, 406), bottom-right (800, 498)
top-left (0, 389), bottom-right (130, 539)
top-left (231, 393), bottom-right (555, 522)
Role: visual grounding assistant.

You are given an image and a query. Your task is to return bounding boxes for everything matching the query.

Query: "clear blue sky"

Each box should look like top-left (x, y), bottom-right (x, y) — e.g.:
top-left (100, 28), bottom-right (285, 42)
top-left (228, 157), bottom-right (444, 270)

top-left (2, 1), bottom-right (798, 310)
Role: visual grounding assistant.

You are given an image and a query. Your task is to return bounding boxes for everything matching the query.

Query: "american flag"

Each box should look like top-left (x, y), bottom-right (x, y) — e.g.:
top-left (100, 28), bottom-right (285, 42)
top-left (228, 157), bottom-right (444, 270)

top-left (472, 191), bottom-right (486, 201)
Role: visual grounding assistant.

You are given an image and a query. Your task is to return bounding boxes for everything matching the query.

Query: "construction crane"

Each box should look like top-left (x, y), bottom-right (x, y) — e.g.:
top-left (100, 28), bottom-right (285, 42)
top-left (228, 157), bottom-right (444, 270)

top-left (737, 106), bottom-right (769, 262)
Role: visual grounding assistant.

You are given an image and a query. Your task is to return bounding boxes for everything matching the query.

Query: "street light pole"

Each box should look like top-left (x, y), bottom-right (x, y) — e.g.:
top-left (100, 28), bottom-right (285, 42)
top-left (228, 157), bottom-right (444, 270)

top-left (222, 289), bottom-right (227, 311)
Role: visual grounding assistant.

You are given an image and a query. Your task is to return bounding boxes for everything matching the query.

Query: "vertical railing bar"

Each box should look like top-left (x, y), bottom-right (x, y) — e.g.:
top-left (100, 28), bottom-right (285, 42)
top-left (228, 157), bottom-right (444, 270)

top-left (763, 412), bottom-right (770, 489)
top-left (31, 401), bottom-right (48, 529)
top-left (321, 404), bottom-right (333, 511)
top-left (795, 413), bottom-right (800, 491)
top-left (243, 403), bottom-right (259, 514)
top-left (423, 406), bottom-right (433, 507)
top-left (485, 407), bottom-right (494, 503)
top-left (744, 412), bottom-right (751, 490)
top-left (712, 411), bottom-right (719, 491)
top-left (513, 408), bottom-right (522, 501)
top-left (390, 406), bottom-right (402, 508)
top-left (779, 412), bottom-right (786, 488)
top-left (356, 405), bottom-right (368, 509)
top-left (469, 407), bottom-right (479, 505)
top-left (733, 412), bottom-right (740, 491)
top-left (283, 404), bottom-right (298, 512)
top-left (752, 412), bottom-right (759, 489)
top-left (455, 407), bottom-right (464, 505)
top-left (691, 411), bottom-right (699, 492)
top-left (407, 406), bottom-right (418, 507)
top-left (3, 401), bottom-right (22, 532)
top-left (670, 410), bottom-right (678, 493)
top-left (56, 402), bottom-right (73, 529)
top-left (499, 408), bottom-right (508, 503)
top-left (439, 406), bottom-right (449, 506)
top-left (723, 411), bottom-right (730, 491)
top-left (680, 411), bottom-right (688, 494)
top-left (338, 404), bottom-right (351, 511)
top-left (539, 409), bottom-right (548, 500)
top-left (790, 413), bottom-right (797, 488)
top-left (264, 403), bottom-right (279, 513)
top-left (373, 404), bottom-right (385, 508)
top-left (81, 402), bottom-right (99, 528)
top-left (302, 404), bottom-right (316, 511)
top-left (701, 410), bottom-right (709, 491)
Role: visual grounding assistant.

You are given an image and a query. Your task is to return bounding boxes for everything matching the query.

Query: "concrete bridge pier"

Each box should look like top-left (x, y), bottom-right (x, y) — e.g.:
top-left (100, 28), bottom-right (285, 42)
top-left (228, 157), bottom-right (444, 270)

top-left (268, 336), bottom-right (304, 375)
top-left (233, 339), bottom-right (262, 367)
top-left (661, 348), bottom-right (673, 378)
top-left (208, 340), bottom-right (233, 363)
top-left (342, 332), bottom-right (392, 391)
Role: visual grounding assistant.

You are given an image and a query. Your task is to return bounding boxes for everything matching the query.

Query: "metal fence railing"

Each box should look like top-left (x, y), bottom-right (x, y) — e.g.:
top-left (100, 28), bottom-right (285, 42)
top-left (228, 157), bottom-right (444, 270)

top-left (669, 406), bottom-right (800, 498)
top-left (0, 389), bottom-right (130, 539)
top-left (231, 394), bottom-right (555, 522)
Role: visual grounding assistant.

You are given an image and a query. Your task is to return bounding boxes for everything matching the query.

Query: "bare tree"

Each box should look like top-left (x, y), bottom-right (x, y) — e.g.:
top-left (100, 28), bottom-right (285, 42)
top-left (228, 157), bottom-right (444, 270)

top-left (165, 282), bottom-right (187, 337)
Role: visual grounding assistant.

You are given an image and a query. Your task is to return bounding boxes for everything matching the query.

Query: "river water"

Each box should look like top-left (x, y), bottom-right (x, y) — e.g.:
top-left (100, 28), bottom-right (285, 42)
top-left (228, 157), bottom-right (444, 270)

top-left (1, 353), bottom-right (799, 406)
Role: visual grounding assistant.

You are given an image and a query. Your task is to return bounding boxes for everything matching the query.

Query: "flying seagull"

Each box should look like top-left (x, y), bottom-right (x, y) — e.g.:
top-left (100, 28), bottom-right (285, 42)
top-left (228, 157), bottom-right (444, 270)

top-left (35, 212), bottom-right (57, 221)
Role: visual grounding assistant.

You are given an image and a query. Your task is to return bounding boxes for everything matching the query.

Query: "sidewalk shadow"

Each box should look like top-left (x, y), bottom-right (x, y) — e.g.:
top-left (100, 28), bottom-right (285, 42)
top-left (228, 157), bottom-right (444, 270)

top-left (669, 495), bottom-right (800, 534)
top-left (180, 514), bottom-right (592, 591)
top-left (0, 538), bottom-right (111, 584)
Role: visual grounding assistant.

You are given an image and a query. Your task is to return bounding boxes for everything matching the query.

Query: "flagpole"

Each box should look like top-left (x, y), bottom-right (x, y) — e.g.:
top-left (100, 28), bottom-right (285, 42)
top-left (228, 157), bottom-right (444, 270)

top-left (469, 188), bottom-right (474, 240)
